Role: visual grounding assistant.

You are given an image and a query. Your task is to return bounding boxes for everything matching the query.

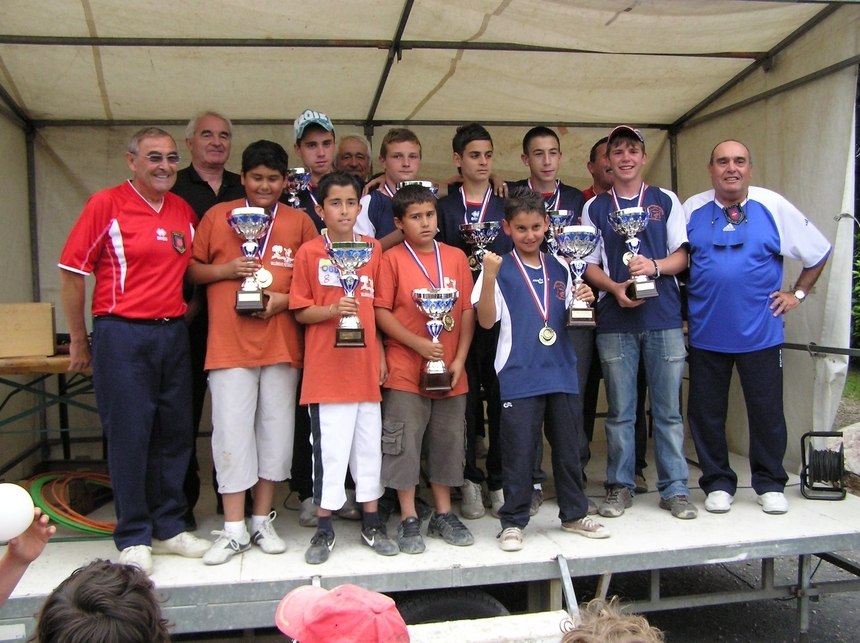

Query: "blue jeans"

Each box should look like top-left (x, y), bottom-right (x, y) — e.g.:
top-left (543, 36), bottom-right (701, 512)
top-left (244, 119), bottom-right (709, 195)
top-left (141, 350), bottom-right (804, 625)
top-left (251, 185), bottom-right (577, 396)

top-left (596, 328), bottom-right (690, 499)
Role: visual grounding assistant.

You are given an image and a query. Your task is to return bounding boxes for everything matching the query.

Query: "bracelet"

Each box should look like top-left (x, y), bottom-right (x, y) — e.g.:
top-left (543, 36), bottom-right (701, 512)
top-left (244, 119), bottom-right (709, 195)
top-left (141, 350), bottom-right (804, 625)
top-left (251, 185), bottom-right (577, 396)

top-left (652, 259), bottom-right (661, 279)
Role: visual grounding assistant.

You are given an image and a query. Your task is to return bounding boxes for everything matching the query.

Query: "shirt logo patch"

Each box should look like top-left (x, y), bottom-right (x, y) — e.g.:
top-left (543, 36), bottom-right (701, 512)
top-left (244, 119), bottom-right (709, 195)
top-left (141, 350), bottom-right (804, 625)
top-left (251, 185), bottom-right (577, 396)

top-left (359, 275), bottom-right (375, 298)
top-left (156, 228), bottom-right (168, 242)
top-left (554, 280), bottom-right (567, 300)
top-left (722, 223), bottom-right (736, 232)
top-left (443, 277), bottom-right (456, 289)
top-left (647, 205), bottom-right (664, 221)
top-left (469, 210), bottom-right (481, 222)
top-left (270, 245), bottom-right (294, 268)
top-left (171, 231), bottom-right (187, 253)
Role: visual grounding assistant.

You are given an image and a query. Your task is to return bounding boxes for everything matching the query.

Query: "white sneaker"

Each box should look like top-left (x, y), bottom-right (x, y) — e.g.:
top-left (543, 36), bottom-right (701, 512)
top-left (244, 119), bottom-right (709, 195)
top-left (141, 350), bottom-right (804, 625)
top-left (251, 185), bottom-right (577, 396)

top-left (757, 491), bottom-right (788, 515)
top-left (203, 530), bottom-right (251, 566)
top-left (299, 497), bottom-right (318, 527)
top-left (119, 545), bottom-right (153, 575)
top-left (489, 488), bottom-right (504, 518)
top-left (705, 490), bottom-right (734, 513)
top-left (251, 511), bottom-right (287, 554)
top-left (152, 531), bottom-right (211, 558)
top-left (498, 527), bottom-right (524, 552)
top-left (460, 480), bottom-right (485, 519)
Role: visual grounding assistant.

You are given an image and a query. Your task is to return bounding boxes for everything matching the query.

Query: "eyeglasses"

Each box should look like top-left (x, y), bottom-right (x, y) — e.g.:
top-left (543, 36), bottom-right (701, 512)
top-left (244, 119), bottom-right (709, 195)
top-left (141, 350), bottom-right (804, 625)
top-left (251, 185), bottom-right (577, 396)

top-left (137, 152), bottom-right (181, 164)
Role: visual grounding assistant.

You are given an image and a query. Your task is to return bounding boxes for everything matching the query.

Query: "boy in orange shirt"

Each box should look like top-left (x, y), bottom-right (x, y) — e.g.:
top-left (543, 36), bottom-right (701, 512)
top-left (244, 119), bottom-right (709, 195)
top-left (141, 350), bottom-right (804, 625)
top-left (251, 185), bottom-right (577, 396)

top-left (187, 140), bottom-right (318, 565)
top-left (290, 170), bottom-right (398, 564)
top-left (374, 185), bottom-right (475, 554)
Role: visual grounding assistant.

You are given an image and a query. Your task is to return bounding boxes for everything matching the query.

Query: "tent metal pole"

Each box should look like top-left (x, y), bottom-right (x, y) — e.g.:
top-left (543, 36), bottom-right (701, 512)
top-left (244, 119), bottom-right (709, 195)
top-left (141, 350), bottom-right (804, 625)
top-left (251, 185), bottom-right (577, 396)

top-left (364, 0), bottom-right (415, 136)
top-left (681, 53), bottom-right (860, 130)
top-left (0, 35), bottom-right (762, 60)
top-left (670, 3), bottom-right (841, 131)
top-left (26, 127), bottom-right (39, 303)
top-left (32, 118), bottom-right (672, 129)
top-left (669, 131), bottom-right (679, 194)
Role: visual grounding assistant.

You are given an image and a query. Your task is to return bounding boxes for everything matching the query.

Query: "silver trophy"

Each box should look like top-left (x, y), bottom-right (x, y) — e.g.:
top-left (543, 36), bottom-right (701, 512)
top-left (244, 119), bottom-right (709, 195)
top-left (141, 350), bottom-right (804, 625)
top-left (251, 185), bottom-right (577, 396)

top-left (327, 241), bottom-right (375, 347)
top-left (412, 288), bottom-right (459, 392)
top-left (286, 167), bottom-right (310, 208)
top-left (546, 210), bottom-right (575, 256)
top-left (460, 222), bottom-right (500, 271)
top-left (557, 225), bottom-right (600, 327)
top-left (608, 207), bottom-right (658, 300)
top-left (398, 180), bottom-right (439, 196)
top-left (227, 207), bottom-right (273, 314)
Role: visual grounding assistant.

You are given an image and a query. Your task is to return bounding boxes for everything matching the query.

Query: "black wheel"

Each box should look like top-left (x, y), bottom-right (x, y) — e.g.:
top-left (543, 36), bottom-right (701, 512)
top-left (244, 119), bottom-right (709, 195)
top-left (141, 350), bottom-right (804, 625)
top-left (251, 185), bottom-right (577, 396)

top-left (396, 588), bottom-right (510, 625)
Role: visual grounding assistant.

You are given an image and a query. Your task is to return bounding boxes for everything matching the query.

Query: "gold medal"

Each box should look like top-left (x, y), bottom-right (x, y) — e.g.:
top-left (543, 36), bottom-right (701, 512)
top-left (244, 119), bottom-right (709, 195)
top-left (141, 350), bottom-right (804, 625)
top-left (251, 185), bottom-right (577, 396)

top-left (442, 313), bottom-right (455, 332)
top-left (468, 254), bottom-right (480, 271)
top-left (622, 251), bottom-right (634, 266)
top-left (255, 268), bottom-right (273, 289)
top-left (539, 325), bottom-right (557, 346)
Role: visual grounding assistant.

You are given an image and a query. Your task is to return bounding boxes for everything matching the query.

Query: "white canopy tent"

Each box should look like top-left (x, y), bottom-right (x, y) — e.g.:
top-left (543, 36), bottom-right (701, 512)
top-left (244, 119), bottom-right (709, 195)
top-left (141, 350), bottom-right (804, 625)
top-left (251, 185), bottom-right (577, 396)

top-left (0, 0), bottom-right (857, 477)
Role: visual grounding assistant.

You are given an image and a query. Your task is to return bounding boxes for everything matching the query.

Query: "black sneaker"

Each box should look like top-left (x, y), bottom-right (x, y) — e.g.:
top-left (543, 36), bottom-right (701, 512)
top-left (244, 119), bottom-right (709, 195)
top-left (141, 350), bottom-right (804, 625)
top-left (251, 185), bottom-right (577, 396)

top-left (397, 516), bottom-right (425, 554)
top-left (305, 529), bottom-right (335, 565)
top-left (360, 524), bottom-right (399, 556)
top-left (427, 511), bottom-right (474, 546)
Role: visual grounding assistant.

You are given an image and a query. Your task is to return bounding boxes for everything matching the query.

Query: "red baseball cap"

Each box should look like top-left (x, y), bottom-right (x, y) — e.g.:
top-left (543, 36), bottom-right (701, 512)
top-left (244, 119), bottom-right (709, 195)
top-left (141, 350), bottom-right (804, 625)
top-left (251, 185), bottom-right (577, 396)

top-left (275, 584), bottom-right (409, 643)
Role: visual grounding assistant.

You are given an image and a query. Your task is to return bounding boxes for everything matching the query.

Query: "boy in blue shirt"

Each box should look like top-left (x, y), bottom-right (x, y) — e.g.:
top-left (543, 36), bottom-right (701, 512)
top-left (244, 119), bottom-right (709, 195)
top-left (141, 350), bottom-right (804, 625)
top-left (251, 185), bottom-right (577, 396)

top-left (472, 186), bottom-right (609, 551)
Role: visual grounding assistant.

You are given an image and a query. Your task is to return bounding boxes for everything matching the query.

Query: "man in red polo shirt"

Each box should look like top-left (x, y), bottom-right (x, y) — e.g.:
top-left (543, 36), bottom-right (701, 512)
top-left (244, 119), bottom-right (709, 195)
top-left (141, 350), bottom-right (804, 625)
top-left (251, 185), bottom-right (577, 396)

top-left (59, 127), bottom-right (210, 574)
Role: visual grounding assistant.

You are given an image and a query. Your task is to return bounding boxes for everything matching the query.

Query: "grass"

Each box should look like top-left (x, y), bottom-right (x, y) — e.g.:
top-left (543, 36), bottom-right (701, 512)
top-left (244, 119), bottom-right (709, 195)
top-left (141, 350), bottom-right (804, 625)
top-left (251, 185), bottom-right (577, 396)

top-left (845, 363), bottom-right (860, 403)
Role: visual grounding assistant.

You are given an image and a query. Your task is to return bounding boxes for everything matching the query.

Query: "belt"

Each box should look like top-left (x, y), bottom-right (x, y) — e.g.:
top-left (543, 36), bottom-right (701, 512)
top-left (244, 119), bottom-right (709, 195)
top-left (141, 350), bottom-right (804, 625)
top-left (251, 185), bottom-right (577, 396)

top-left (94, 314), bottom-right (183, 326)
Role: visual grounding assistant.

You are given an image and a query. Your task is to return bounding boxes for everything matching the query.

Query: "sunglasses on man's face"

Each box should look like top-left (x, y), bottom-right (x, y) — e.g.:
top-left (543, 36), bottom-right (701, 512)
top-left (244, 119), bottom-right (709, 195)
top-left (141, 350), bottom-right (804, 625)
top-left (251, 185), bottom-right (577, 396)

top-left (138, 152), bottom-right (181, 164)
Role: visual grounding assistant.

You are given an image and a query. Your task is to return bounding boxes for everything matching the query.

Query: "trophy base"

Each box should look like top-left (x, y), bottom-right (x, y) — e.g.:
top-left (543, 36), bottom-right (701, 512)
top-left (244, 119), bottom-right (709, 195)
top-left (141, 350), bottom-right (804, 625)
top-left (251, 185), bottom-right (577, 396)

top-left (421, 371), bottom-right (453, 393)
top-left (627, 280), bottom-right (659, 300)
top-left (335, 327), bottom-right (366, 348)
top-left (566, 307), bottom-right (596, 328)
top-left (236, 290), bottom-right (265, 314)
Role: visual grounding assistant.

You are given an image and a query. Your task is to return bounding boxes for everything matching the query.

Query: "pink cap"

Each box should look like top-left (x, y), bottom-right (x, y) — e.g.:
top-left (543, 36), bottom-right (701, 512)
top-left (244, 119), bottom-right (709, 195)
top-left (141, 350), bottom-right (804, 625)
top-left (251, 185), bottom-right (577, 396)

top-left (275, 584), bottom-right (409, 643)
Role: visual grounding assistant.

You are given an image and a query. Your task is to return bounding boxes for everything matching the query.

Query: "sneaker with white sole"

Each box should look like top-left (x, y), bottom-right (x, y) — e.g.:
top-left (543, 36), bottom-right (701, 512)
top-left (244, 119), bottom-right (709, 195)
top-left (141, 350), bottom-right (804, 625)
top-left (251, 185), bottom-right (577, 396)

top-left (598, 485), bottom-right (633, 518)
top-left (489, 488), bottom-right (504, 518)
top-left (305, 529), bottom-right (335, 565)
top-left (659, 495), bottom-right (699, 520)
top-left (203, 531), bottom-right (251, 566)
top-left (498, 527), bottom-right (524, 551)
top-left (251, 512), bottom-right (287, 554)
top-left (361, 524), bottom-right (399, 556)
top-left (299, 497), bottom-right (318, 527)
top-left (561, 516), bottom-right (611, 539)
top-left (397, 516), bottom-right (425, 554)
top-left (119, 545), bottom-right (153, 575)
top-left (705, 490), bottom-right (734, 513)
top-left (460, 479), bottom-right (485, 519)
top-left (587, 498), bottom-right (599, 515)
top-left (151, 531), bottom-right (211, 558)
top-left (427, 511), bottom-right (474, 546)
top-left (757, 491), bottom-right (788, 514)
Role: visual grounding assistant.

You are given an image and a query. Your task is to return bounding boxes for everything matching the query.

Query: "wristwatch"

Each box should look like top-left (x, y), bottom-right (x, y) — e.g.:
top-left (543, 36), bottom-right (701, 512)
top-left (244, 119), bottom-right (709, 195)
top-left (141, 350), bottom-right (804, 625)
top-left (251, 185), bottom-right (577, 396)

top-left (793, 289), bottom-right (806, 302)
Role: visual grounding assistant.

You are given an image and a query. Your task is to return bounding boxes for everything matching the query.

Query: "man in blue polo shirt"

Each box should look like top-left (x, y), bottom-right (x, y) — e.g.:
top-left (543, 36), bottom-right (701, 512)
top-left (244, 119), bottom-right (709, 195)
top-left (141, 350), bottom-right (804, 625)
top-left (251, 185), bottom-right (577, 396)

top-left (683, 140), bottom-right (831, 515)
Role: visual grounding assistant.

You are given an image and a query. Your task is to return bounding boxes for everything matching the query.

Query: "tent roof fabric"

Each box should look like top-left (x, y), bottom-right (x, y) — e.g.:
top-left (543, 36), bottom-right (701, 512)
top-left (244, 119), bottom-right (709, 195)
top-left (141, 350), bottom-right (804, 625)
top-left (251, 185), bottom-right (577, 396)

top-left (0, 0), bottom-right (840, 127)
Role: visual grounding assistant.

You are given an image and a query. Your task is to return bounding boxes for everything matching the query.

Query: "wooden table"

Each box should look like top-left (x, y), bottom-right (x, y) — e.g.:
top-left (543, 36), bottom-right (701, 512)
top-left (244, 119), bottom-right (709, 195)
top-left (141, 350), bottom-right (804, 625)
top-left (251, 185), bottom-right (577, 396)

top-left (0, 355), bottom-right (97, 473)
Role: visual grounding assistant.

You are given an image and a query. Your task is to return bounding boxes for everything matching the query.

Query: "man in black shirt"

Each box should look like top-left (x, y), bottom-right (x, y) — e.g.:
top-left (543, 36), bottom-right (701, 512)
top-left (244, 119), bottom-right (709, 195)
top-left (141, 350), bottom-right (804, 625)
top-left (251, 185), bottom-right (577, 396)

top-left (171, 111), bottom-right (245, 530)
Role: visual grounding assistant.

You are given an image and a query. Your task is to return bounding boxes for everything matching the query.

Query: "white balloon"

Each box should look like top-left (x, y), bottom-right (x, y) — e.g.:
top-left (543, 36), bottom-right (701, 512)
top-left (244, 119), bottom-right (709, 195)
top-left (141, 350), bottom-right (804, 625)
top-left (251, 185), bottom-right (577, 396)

top-left (0, 483), bottom-right (35, 542)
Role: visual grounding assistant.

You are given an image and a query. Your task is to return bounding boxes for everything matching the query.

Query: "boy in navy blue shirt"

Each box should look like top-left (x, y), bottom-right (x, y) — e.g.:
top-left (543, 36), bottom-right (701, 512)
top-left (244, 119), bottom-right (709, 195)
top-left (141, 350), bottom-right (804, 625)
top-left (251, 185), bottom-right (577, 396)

top-left (472, 186), bottom-right (609, 551)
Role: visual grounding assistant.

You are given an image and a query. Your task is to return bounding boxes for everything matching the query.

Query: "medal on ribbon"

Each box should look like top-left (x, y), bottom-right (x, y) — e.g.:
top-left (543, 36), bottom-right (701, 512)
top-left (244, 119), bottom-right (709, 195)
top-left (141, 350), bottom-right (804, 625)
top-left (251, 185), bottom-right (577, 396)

top-left (403, 241), bottom-right (455, 332)
top-left (511, 250), bottom-right (556, 346)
